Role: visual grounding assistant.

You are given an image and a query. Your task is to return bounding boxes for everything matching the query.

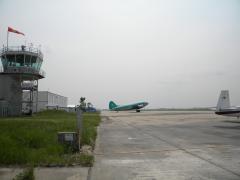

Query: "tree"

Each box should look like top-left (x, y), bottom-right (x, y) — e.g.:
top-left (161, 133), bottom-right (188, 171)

top-left (79, 97), bottom-right (86, 111)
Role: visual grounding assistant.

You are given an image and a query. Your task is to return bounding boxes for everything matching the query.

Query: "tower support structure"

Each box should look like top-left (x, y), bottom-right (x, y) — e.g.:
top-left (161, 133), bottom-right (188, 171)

top-left (0, 45), bottom-right (45, 117)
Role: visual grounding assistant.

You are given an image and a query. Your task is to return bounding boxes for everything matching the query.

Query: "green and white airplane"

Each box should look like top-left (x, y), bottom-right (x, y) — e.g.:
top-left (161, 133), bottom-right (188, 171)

top-left (109, 101), bottom-right (148, 112)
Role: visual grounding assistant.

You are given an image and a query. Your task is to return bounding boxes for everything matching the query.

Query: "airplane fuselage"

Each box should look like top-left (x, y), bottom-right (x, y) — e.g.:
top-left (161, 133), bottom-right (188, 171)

top-left (110, 102), bottom-right (148, 112)
top-left (215, 108), bottom-right (240, 118)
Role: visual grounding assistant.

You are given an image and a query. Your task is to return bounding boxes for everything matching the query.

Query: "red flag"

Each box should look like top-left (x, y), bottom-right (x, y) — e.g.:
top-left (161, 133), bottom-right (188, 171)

top-left (8, 27), bottom-right (25, 36)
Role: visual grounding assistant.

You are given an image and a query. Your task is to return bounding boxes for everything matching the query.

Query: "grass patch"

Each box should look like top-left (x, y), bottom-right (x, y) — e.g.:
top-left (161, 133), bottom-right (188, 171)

top-left (81, 112), bottom-right (101, 147)
top-left (0, 110), bottom-right (100, 166)
top-left (13, 166), bottom-right (34, 180)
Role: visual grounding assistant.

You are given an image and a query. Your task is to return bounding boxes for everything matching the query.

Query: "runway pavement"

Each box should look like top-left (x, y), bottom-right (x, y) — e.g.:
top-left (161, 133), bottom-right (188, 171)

top-left (90, 111), bottom-right (240, 180)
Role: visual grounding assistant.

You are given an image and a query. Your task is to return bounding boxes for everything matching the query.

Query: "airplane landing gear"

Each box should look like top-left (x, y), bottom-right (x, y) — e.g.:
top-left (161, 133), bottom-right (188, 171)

top-left (136, 109), bottom-right (140, 112)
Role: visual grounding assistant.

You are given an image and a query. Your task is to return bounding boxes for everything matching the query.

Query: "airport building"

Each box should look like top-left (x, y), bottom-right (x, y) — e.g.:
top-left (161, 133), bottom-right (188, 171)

top-left (0, 45), bottom-right (45, 117)
top-left (22, 91), bottom-right (68, 112)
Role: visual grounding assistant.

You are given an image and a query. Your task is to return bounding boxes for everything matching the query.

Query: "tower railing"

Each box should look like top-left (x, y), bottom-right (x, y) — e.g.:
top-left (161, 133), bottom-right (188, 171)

top-left (1, 46), bottom-right (43, 59)
top-left (0, 66), bottom-right (46, 78)
top-left (0, 45), bottom-right (45, 78)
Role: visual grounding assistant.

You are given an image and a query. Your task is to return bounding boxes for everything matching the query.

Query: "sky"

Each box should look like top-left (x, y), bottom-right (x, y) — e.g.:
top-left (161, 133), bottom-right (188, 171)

top-left (0, 0), bottom-right (240, 109)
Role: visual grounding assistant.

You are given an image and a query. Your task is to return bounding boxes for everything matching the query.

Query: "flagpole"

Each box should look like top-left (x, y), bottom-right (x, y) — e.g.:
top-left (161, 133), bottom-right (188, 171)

top-left (7, 27), bottom-right (25, 49)
top-left (7, 30), bottom-right (9, 49)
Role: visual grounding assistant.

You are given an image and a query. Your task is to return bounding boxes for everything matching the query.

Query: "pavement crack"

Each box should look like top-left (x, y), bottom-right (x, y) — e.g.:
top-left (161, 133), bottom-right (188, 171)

top-left (94, 148), bottom-right (208, 156)
top-left (87, 167), bottom-right (93, 180)
top-left (125, 122), bottom-right (240, 178)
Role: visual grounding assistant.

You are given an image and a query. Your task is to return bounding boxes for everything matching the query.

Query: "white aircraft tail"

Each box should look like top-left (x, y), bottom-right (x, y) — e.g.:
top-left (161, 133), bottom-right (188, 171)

top-left (216, 90), bottom-right (230, 111)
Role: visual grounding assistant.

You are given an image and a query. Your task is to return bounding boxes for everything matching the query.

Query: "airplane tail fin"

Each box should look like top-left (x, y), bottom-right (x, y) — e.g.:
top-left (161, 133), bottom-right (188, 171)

top-left (109, 101), bottom-right (117, 110)
top-left (216, 90), bottom-right (230, 111)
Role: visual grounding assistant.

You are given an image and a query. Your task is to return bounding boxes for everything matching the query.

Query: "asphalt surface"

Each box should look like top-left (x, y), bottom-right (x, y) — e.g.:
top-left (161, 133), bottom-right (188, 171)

top-left (0, 167), bottom-right (89, 180)
top-left (90, 111), bottom-right (240, 180)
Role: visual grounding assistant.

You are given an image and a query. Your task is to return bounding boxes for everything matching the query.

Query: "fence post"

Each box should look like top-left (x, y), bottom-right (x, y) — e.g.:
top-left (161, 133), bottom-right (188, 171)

top-left (76, 107), bottom-right (83, 151)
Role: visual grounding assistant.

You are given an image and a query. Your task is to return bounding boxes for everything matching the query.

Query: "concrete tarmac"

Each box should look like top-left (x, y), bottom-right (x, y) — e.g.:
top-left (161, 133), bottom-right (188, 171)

top-left (0, 167), bottom-right (89, 180)
top-left (90, 111), bottom-right (240, 180)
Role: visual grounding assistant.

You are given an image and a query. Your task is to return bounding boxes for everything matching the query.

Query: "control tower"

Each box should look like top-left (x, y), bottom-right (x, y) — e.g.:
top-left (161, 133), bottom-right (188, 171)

top-left (0, 45), bottom-right (45, 116)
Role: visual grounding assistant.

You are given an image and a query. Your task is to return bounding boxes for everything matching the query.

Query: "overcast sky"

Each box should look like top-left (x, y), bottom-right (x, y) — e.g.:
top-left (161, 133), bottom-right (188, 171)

top-left (0, 0), bottom-right (240, 109)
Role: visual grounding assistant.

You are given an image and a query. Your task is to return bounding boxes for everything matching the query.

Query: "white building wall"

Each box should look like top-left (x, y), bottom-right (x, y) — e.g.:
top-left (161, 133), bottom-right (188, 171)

top-left (22, 91), bottom-right (68, 112)
top-left (38, 91), bottom-right (48, 102)
top-left (47, 92), bottom-right (67, 107)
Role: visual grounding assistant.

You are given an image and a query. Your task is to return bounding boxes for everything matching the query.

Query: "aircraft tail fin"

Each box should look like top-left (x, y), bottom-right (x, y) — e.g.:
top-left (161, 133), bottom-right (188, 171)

top-left (109, 101), bottom-right (117, 110)
top-left (217, 90), bottom-right (230, 111)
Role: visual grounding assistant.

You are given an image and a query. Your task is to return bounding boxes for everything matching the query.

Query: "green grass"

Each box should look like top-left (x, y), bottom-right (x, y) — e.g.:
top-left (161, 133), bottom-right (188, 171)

top-left (0, 110), bottom-right (100, 166)
top-left (81, 112), bottom-right (101, 147)
top-left (13, 166), bottom-right (34, 180)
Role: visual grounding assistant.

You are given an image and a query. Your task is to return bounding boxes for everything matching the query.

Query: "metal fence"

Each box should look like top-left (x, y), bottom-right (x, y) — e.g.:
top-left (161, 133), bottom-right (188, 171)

top-left (46, 105), bottom-right (76, 113)
top-left (0, 107), bottom-right (9, 117)
top-left (0, 101), bottom-right (16, 117)
top-left (1, 46), bottom-right (43, 59)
